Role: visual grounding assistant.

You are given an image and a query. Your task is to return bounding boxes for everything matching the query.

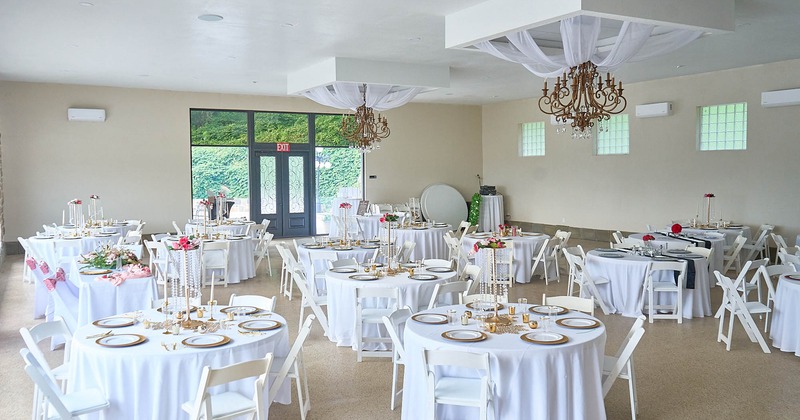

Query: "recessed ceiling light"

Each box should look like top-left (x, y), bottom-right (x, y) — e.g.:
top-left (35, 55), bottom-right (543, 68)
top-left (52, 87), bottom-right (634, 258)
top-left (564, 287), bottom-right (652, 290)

top-left (281, 22), bottom-right (296, 28)
top-left (198, 14), bottom-right (223, 22)
top-left (408, 37), bottom-right (422, 42)
top-left (252, 81), bottom-right (258, 84)
top-left (675, 65), bottom-right (685, 69)
top-left (79, 2), bottom-right (94, 6)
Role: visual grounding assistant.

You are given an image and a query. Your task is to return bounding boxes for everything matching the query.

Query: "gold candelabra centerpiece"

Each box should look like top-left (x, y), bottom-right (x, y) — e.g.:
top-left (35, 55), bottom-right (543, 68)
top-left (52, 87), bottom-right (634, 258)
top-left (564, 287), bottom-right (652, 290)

top-left (538, 61), bottom-right (626, 139)
top-left (340, 84), bottom-right (390, 153)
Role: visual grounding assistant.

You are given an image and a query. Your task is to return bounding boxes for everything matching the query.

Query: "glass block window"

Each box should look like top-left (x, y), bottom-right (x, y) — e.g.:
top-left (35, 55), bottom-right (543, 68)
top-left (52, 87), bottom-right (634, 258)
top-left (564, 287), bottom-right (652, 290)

top-left (698, 102), bottom-right (747, 151)
top-left (595, 114), bottom-right (629, 155)
top-left (519, 122), bottom-right (545, 156)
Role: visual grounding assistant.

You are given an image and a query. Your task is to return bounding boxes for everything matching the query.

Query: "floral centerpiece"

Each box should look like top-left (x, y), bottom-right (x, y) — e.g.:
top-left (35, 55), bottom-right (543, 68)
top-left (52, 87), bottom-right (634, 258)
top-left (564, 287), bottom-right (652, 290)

top-left (171, 236), bottom-right (200, 251)
top-left (339, 202), bottom-right (352, 242)
top-left (380, 213), bottom-right (399, 223)
top-left (80, 245), bottom-right (140, 269)
top-left (498, 224), bottom-right (511, 236)
top-left (703, 193), bottom-right (715, 226)
top-left (642, 234), bottom-right (655, 248)
top-left (671, 223), bottom-right (683, 234)
top-left (472, 237), bottom-right (506, 254)
top-left (473, 237), bottom-right (511, 325)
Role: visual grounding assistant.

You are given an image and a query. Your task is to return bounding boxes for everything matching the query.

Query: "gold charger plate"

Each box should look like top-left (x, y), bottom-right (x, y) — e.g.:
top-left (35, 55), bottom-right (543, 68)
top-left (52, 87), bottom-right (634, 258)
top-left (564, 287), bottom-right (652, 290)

top-left (220, 306), bottom-right (260, 315)
top-left (411, 313), bottom-right (449, 324)
top-left (441, 330), bottom-right (487, 342)
top-left (303, 244), bottom-right (325, 249)
top-left (182, 334), bottom-right (231, 348)
top-left (238, 320), bottom-right (282, 331)
top-left (426, 266), bottom-right (454, 273)
top-left (349, 274), bottom-right (380, 281)
top-left (529, 305), bottom-right (569, 315)
top-left (80, 269), bottom-right (112, 275)
top-left (96, 334), bottom-right (147, 348)
top-left (92, 316), bottom-right (135, 328)
top-left (466, 301), bottom-right (504, 310)
top-left (330, 267), bottom-right (357, 273)
top-left (520, 332), bottom-right (569, 345)
top-left (409, 274), bottom-right (439, 281)
top-left (556, 317), bottom-right (601, 329)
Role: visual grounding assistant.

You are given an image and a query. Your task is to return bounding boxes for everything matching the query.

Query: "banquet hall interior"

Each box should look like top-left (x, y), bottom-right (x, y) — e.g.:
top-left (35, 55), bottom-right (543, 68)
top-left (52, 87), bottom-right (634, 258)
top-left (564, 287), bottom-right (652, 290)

top-left (2, 1), bottom-right (800, 419)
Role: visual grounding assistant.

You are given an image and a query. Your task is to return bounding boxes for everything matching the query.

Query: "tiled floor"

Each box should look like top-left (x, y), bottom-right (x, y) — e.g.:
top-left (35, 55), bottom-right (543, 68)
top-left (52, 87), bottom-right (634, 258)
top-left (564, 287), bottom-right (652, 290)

top-left (3, 238), bottom-right (800, 419)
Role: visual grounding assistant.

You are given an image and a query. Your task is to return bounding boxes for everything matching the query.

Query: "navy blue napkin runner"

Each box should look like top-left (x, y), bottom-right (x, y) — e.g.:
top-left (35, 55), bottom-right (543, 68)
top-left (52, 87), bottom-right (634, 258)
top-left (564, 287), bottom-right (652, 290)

top-left (662, 233), bottom-right (711, 249)
top-left (664, 255), bottom-right (697, 289)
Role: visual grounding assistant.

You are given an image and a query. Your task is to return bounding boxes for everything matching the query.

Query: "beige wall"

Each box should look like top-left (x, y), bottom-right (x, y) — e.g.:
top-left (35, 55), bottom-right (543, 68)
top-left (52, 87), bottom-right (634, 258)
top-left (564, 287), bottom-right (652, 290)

top-left (0, 82), bottom-right (482, 239)
top-left (482, 58), bottom-right (800, 242)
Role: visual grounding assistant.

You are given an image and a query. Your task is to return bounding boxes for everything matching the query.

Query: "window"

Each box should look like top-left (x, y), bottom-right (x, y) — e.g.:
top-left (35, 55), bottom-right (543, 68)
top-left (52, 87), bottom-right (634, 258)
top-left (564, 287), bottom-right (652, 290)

top-left (519, 121), bottom-right (545, 156)
top-left (698, 102), bottom-right (747, 151)
top-left (595, 114), bottom-right (629, 155)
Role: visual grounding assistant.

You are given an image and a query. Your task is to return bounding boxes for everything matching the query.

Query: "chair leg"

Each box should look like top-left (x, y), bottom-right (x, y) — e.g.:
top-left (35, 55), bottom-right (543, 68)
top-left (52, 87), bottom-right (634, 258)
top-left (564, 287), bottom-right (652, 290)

top-left (629, 362), bottom-right (638, 416)
top-left (726, 310), bottom-right (736, 351)
top-left (267, 254), bottom-right (273, 277)
top-left (390, 361), bottom-right (399, 410)
top-left (676, 290), bottom-right (683, 324)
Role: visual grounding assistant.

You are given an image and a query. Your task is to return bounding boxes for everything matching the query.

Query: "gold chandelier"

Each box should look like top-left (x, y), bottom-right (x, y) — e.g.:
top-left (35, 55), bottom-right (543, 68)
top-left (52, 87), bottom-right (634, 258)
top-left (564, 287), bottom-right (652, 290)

top-left (340, 84), bottom-right (390, 152)
top-left (538, 61), bottom-right (626, 138)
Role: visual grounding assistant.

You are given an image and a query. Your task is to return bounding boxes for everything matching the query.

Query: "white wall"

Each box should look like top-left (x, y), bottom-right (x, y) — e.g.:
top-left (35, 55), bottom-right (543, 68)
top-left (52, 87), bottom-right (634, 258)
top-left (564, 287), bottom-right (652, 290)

top-left (481, 58), bottom-right (800, 241)
top-left (0, 82), bottom-right (482, 239)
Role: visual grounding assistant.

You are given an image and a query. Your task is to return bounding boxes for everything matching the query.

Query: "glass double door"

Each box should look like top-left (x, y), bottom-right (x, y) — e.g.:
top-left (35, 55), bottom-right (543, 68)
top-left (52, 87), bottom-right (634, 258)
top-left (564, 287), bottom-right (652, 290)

top-left (251, 151), bottom-right (312, 238)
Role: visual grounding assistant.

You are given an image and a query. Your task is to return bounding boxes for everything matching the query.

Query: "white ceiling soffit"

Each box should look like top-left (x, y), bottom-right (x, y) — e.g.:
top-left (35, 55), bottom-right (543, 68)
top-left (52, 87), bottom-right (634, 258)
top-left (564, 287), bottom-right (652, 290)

top-left (287, 57), bottom-right (450, 95)
top-left (445, 0), bottom-right (735, 49)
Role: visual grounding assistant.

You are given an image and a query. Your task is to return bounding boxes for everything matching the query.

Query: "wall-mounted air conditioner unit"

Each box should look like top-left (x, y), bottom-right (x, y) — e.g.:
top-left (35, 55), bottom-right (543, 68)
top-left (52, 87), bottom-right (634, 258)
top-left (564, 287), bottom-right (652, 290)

top-left (761, 88), bottom-right (800, 108)
top-left (67, 108), bottom-right (106, 122)
top-left (635, 102), bottom-right (672, 118)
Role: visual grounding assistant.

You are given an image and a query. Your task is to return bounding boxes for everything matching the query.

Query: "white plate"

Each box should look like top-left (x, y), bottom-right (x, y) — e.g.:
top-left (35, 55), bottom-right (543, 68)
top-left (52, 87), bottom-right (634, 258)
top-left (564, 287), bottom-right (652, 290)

top-left (668, 250), bottom-right (691, 254)
top-left (92, 316), bottom-right (135, 328)
top-left (411, 313), bottom-right (448, 324)
top-left (557, 318), bottom-right (601, 329)
top-left (409, 274), bottom-right (439, 281)
top-left (239, 320), bottom-right (281, 331)
top-left (599, 253), bottom-right (624, 258)
top-left (330, 267), bottom-right (357, 273)
top-left (521, 332), bottom-right (568, 344)
top-left (441, 330), bottom-right (487, 342)
top-left (183, 334), bottom-right (227, 347)
top-left (96, 334), bottom-right (146, 347)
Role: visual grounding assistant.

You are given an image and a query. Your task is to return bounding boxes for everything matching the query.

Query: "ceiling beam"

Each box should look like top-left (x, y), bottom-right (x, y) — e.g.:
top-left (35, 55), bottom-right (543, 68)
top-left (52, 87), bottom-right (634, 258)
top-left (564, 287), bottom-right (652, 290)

top-left (445, 0), bottom-right (735, 49)
top-left (287, 57), bottom-right (450, 95)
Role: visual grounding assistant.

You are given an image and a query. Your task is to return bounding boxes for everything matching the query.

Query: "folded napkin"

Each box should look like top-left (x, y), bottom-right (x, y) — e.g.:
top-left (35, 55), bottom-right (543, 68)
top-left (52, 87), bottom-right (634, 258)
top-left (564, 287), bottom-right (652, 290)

top-left (666, 255), bottom-right (697, 289)
top-left (97, 264), bottom-right (152, 287)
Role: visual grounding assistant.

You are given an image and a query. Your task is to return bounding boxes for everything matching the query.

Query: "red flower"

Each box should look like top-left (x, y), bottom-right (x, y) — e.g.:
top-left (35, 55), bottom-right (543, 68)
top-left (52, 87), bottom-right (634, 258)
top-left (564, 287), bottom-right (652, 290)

top-left (339, 202), bottom-right (352, 209)
top-left (380, 217), bottom-right (386, 223)
top-left (473, 243), bottom-right (479, 252)
top-left (671, 223), bottom-right (683, 234)
top-left (642, 234), bottom-right (655, 241)
top-left (704, 193), bottom-right (715, 198)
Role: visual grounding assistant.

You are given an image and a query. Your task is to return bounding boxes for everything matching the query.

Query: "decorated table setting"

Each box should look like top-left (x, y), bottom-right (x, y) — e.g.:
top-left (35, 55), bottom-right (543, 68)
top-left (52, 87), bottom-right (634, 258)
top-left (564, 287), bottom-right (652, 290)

top-left (378, 215), bottom-right (451, 260)
top-left (584, 245), bottom-right (712, 319)
top-left (69, 247), bottom-right (158, 326)
top-left (324, 259), bottom-right (457, 348)
top-left (401, 301), bottom-right (607, 420)
top-left (461, 227), bottom-right (553, 283)
top-left (769, 273), bottom-right (800, 356)
top-left (28, 230), bottom-right (121, 268)
top-left (161, 233), bottom-right (256, 284)
top-left (184, 218), bottom-right (253, 237)
top-left (68, 304), bottom-right (291, 420)
top-left (631, 223), bottom-right (724, 274)
top-left (296, 236), bottom-right (381, 287)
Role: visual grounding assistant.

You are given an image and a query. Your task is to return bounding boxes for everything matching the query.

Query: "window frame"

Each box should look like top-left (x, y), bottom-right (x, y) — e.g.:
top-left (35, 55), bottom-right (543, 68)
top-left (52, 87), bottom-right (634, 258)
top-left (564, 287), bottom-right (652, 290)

top-left (697, 102), bottom-right (748, 151)
top-left (594, 114), bottom-right (630, 156)
top-left (519, 121), bottom-right (546, 157)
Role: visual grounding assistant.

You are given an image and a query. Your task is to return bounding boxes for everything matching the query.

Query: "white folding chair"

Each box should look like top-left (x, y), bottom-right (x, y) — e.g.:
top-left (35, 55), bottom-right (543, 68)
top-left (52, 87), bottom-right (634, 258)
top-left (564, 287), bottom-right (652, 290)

top-left (397, 241), bottom-right (416, 263)
top-left (382, 307), bottom-right (413, 410)
top-left (562, 247), bottom-right (586, 296)
top-left (553, 229), bottom-right (572, 271)
top-left (565, 253), bottom-right (611, 315)
top-left (542, 293), bottom-right (595, 316)
top-left (723, 235), bottom-right (747, 273)
top-left (427, 280), bottom-right (473, 310)
top-left (291, 269), bottom-right (330, 337)
top-left (456, 220), bottom-right (472, 240)
top-left (612, 231), bottom-right (624, 244)
top-left (531, 237), bottom-right (558, 284)
top-left (201, 241), bottom-right (230, 288)
top-left (18, 236), bottom-right (37, 284)
top-left (21, 348), bottom-right (110, 420)
top-left (778, 248), bottom-right (800, 270)
top-left (641, 260), bottom-right (687, 323)
top-left (355, 286), bottom-right (399, 362)
top-left (20, 317), bottom-right (74, 418)
top-left (770, 233), bottom-right (789, 264)
top-left (422, 349), bottom-right (494, 420)
top-left (274, 242), bottom-right (297, 299)
top-left (460, 264), bottom-right (483, 295)
top-left (252, 225), bottom-right (274, 276)
top-left (182, 354), bottom-right (273, 420)
top-left (229, 294), bottom-right (276, 312)
top-left (756, 264), bottom-right (792, 332)
top-left (714, 271), bottom-right (771, 353)
top-left (269, 315), bottom-right (315, 420)
top-left (172, 221), bottom-right (184, 236)
top-left (741, 225), bottom-right (773, 262)
top-left (602, 316), bottom-right (646, 420)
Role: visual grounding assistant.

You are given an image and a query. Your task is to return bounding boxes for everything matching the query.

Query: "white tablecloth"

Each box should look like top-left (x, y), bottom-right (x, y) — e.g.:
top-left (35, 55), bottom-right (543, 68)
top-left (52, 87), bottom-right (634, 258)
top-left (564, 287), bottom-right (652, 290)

top-left (681, 226), bottom-right (751, 246)
top-left (185, 222), bottom-right (251, 236)
top-left (631, 232), bottom-right (725, 275)
top-left (381, 226), bottom-right (451, 261)
top-left (69, 309), bottom-right (291, 420)
top-left (69, 259), bottom-right (158, 326)
top-left (28, 234), bottom-right (121, 269)
top-left (769, 274), bottom-right (800, 356)
top-left (585, 250), bottom-right (712, 319)
top-left (296, 244), bottom-right (378, 290)
top-left (461, 233), bottom-right (552, 283)
top-left (478, 194), bottom-right (504, 233)
top-left (401, 304), bottom-right (606, 420)
top-left (162, 237), bottom-right (255, 284)
top-left (325, 268), bottom-right (456, 348)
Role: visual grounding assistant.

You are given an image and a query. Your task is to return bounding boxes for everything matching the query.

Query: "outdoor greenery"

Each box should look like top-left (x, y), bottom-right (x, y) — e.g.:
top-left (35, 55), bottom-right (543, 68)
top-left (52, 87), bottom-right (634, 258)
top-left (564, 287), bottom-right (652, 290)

top-left (191, 147), bottom-right (249, 199)
top-left (315, 147), bottom-right (362, 212)
top-left (255, 112), bottom-right (308, 143)
top-left (190, 110), bottom-right (247, 146)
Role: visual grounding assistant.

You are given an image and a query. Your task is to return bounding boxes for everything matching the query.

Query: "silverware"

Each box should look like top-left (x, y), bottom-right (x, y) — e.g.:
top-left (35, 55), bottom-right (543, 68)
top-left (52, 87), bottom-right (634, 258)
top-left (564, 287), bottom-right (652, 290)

top-left (86, 330), bottom-right (113, 339)
top-left (161, 342), bottom-right (170, 351)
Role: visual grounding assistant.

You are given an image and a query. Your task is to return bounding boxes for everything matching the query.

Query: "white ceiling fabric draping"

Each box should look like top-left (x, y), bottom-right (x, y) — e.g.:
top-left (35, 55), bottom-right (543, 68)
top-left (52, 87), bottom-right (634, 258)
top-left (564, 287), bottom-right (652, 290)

top-left (474, 15), bottom-right (702, 78)
top-left (301, 82), bottom-right (423, 111)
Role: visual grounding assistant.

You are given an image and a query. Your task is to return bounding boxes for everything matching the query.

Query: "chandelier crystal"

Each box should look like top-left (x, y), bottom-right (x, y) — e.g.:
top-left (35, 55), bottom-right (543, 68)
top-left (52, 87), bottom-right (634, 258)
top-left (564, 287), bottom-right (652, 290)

top-left (538, 61), bottom-right (626, 139)
top-left (340, 84), bottom-right (390, 153)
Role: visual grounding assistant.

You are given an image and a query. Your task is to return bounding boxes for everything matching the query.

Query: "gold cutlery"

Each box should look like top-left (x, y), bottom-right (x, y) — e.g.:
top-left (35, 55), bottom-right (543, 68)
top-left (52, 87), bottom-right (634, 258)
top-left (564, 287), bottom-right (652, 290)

top-left (86, 330), bottom-right (113, 339)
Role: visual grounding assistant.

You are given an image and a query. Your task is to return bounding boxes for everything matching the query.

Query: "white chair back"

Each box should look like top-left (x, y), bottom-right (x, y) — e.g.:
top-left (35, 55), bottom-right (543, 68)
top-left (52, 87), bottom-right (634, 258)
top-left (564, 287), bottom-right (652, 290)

top-left (427, 280), bottom-right (473, 310)
top-left (184, 354), bottom-right (273, 420)
top-left (229, 294), bottom-right (276, 311)
top-left (382, 307), bottom-right (412, 410)
top-left (542, 294), bottom-right (595, 316)
top-left (602, 316), bottom-right (646, 397)
top-left (268, 314), bottom-right (316, 411)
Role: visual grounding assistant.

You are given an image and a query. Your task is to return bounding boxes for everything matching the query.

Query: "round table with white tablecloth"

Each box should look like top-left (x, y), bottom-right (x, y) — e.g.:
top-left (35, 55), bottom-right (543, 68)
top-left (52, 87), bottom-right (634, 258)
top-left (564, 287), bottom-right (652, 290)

top-left (325, 266), bottom-right (456, 348)
top-left (681, 225), bottom-right (751, 246)
top-left (162, 236), bottom-right (255, 284)
top-left (297, 243), bottom-right (379, 290)
top-left (630, 232), bottom-right (725, 276)
top-left (28, 233), bottom-right (121, 268)
top-left (401, 304), bottom-right (606, 420)
top-left (184, 221), bottom-right (252, 237)
top-left (769, 273), bottom-right (800, 356)
top-left (585, 249), bottom-right (712, 319)
top-left (69, 259), bottom-right (158, 326)
top-left (461, 232), bottom-right (552, 283)
top-left (380, 225), bottom-right (451, 261)
top-left (68, 308), bottom-right (291, 420)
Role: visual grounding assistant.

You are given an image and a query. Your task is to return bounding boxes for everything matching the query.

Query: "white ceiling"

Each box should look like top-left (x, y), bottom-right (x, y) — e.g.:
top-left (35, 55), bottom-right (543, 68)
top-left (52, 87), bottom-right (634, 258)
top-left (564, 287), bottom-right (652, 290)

top-left (1, 0), bottom-right (799, 105)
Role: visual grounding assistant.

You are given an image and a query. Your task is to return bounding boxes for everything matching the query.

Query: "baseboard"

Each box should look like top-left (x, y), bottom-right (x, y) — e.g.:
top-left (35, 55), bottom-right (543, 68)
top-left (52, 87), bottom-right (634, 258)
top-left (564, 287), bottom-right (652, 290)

top-left (4, 240), bottom-right (23, 255)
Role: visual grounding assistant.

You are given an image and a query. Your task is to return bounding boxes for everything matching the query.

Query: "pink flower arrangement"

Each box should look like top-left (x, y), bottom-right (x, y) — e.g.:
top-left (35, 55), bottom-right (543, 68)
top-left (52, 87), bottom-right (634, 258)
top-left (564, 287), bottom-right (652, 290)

top-left (68, 198), bottom-right (82, 205)
top-left (671, 223), bottom-right (683, 234)
top-left (199, 199), bottom-right (211, 207)
top-left (380, 213), bottom-right (399, 223)
top-left (704, 193), bottom-right (715, 198)
top-left (339, 202), bottom-right (352, 209)
top-left (172, 236), bottom-right (199, 251)
top-left (473, 237), bottom-right (506, 253)
top-left (89, 194), bottom-right (99, 199)
top-left (642, 234), bottom-right (656, 241)
top-left (498, 224), bottom-right (510, 229)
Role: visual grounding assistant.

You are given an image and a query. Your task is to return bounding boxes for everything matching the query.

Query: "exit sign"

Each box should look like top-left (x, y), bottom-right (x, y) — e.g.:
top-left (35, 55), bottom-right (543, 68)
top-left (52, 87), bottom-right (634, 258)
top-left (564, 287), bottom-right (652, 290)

top-left (277, 143), bottom-right (290, 152)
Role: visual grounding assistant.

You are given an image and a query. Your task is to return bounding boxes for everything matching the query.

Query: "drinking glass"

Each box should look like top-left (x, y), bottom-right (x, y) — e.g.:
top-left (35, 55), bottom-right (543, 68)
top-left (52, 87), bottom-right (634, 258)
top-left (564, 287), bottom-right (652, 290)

top-left (448, 310), bottom-right (457, 325)
top-left (541, 316), bottom-right (550, 332)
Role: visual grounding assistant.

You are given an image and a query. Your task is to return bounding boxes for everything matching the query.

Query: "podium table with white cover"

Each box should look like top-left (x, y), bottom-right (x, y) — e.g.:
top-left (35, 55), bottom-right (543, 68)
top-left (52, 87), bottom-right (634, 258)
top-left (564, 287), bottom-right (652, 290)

top-left (769, 274), bottom-right (800, 356)
top-left (325, 267), bottom-right (456, 348)
top-left (478, 194), bottom-right (504, 232)
top-left (69, 259), bottom-right (158, 326)
top-left (585, 250), bottom-right (712, 319)
top-left (401, 304), bottom-right (606, 420)
top-left (381, 225), bottom-right (451, 261)
top-left (630, 232), bottom-right (725, 275)
top-left (69, 309), bottom-right (291, 420)
top-left (461, 233), bottom-right (552, 283)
